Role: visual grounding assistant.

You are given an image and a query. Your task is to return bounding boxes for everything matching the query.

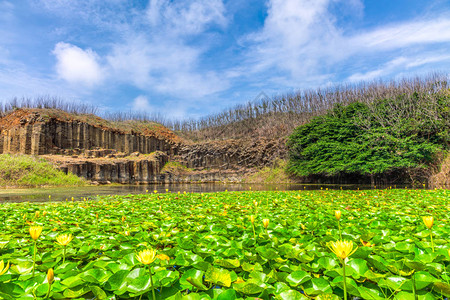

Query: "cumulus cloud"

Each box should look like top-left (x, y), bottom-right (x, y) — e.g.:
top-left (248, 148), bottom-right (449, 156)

top-left (53, 42), bottom-right (104, 87)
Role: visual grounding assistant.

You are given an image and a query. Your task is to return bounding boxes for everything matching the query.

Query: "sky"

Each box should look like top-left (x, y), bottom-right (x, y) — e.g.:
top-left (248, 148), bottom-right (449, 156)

top-left (1, 0), bottom-right (450, 120)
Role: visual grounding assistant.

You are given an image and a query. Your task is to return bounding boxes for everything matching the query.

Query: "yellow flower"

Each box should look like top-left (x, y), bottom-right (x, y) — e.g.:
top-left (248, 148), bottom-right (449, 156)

top-left (335, 210), bottom-right (341, 221)
top-left (250, 215), bottom-right (255, 224)
top-left (262, 219), bottom-right (269, 229)
top-left (47, 268), bottom-right (54, 283)
top-left (136, 249), bottom-right (157, 265)
top-left (156, 253), bottom-right (170, 261)
top-left (0, 260), bottom-right (9, 276)
top-left (423, 216), bottom-right (434, 229)
top-left (56, 234), bottom-right (73, 246)
top-left (328, 240), bottom-right (358, 260)
top-left (29, 226), bottom-right (43, 241)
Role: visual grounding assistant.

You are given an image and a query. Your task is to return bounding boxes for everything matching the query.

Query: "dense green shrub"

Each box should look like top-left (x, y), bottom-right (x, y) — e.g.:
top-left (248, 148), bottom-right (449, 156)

top-left (287, 91), bottom-right (450, 180)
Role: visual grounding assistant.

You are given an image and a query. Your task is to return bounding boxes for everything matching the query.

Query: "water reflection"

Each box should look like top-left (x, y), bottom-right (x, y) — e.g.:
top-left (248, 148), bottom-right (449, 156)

top-left (0, 183), bottom-right (414, 203)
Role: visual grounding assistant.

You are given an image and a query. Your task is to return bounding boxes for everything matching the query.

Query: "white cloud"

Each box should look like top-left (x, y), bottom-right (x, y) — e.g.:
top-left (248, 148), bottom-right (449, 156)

top-left (107, 36), bottom-right (228, 98)
top-left (245, 0), bottom-right (450, 86)
top-left (348, 54), bottom-right (450, 82)
top-left (106, 0), bottom-right (229, 98)
top-left (53, 42), bottom-right (104, 87)
top-left (246, 0), bottom-right (345, 78)
top-left (132, 95), bottom-right (153, 111)
top-left (146, 0), bottom-right (227, 35)
top-left (348, 57), bottom-right (408, 82)
top-left (351, 19), bottom-right (450, 50)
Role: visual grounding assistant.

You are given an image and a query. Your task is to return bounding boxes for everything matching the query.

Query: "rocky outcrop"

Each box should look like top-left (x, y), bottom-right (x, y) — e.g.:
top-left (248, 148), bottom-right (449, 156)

top-left (158, 171), bottom-right (248, 183)
top-left (174, 138), bottom-right (287, 170)
top-left (0, 121), bottom-right (175, 156)
top-left (0, 109), bottom-right (287, 184)
top-left (51, 152), bottom-right (169, 184)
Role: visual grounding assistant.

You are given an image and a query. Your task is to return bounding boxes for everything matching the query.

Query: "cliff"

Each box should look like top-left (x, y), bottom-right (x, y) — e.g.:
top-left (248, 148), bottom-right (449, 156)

top-left (0, 108), bottom-right (286, 184)
top-left (0, 109), bottom-right (178, 156)
top-left (175, 138), bottom-right (287, 170)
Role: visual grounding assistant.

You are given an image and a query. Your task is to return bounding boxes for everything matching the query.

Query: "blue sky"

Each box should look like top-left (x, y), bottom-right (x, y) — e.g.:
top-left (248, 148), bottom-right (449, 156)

top-left (1, 0), bottom-right (450, 119)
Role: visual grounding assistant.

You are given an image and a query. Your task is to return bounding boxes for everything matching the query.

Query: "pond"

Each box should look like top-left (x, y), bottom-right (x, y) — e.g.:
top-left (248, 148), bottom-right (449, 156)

top-left (0, 183), bottom-right (415, 203)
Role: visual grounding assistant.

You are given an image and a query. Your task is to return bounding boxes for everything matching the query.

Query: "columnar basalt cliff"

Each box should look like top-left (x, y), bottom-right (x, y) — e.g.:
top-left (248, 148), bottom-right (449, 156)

top-left (0, 108), bottom-right (286, 184)
top-left (46, 152), bottom-right (169, 184)
top-left (0, 111), bottom-right (176, 156)
top-left (0, 109), bottom-right (179, 183)
top-left (174, 138), bottom-right (287, 170)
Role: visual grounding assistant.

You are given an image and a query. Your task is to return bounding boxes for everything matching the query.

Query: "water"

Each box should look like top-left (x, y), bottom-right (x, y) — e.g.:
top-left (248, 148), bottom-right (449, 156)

top-left (0, 183), bottom-right (414, 203)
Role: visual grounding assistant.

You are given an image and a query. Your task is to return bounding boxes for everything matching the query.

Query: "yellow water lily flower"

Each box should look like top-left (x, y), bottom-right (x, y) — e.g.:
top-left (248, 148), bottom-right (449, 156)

top-left (56, 234), bottom-right (73, 246)
top-left (423, 216), bottom-right (433, 229)
top-left (47, 268), bottom-right (54, 283)
top-left (262, 219), bottom-right (269, 229)
top-left (335, 210), bottom-right (341, 221)
top-left (0, 260), bottom-right (9, 275)
top-left (136, 249), bottom-right (157, 265)
top-left (29, 226), bottom-right (43, 241)
top-left (328, 240), bottom-right (357, 260)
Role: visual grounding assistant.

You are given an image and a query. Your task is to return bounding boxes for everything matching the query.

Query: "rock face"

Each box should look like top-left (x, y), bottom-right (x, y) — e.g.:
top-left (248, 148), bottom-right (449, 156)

top-left (175, 138), bottom-right (287, 170)
top-left (52, 152), bottom-right (169, 184)
top-left (0, 109), bottom-right (179, 183)
top-left (0, 109), bottom-right (287, 184)
top-left (0, 119), bottom-right (175, 156)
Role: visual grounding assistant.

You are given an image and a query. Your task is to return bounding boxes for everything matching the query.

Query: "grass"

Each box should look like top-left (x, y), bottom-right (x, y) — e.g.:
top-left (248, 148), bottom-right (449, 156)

top-left (0, 154), bottom-right (86, 188)
top-left (245, 159), bottom-right (292, 184)
top-left (161, 161), bottom-right (194, 175)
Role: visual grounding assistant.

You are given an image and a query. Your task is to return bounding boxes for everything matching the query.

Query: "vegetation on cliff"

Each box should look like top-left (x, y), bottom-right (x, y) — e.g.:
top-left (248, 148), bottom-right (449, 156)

top-left (244, 159), bottom-right (292, 184)
top-left (287, 89), bottom-right (450, 183)
top-left (0, 154), bottom-right (85, 188)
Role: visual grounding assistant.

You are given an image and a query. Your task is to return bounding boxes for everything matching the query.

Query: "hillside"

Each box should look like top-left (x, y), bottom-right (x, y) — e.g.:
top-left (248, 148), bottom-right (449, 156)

top-left (0, 74), bottom-right (449, 187)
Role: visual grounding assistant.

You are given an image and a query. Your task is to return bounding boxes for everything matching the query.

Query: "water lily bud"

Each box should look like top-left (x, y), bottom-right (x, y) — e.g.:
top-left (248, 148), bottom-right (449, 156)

top-left (422, 216), bottom-right (434, 229)
top-left (47, 268), bottom-right (54, 284)
top-left (0, 260), bottom-right (9, 276)
top-left (335, 210), bottom-right (341, 221)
